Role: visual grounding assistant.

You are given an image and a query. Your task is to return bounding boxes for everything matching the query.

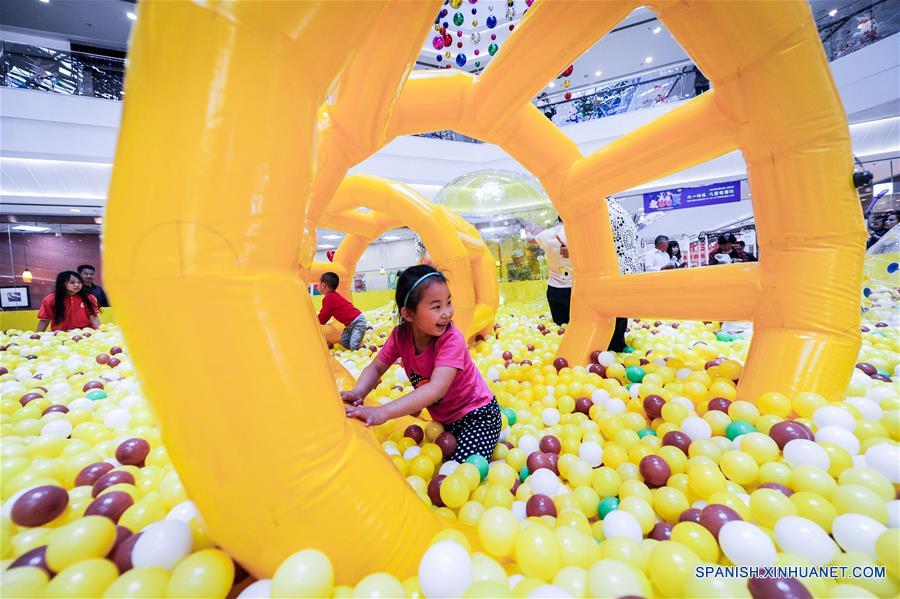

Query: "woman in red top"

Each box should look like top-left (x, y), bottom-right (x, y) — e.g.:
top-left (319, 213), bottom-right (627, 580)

top-left (37, 271), bottom-right (101, 332)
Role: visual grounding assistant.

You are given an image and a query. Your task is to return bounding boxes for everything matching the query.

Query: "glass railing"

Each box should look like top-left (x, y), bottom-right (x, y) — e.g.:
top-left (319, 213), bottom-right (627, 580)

top-left (817, 0), bottom-right (899, 60)
top-left (0, 42), bottom-right (125, 100)
top-left (2, 0), bottom-right (896, 127)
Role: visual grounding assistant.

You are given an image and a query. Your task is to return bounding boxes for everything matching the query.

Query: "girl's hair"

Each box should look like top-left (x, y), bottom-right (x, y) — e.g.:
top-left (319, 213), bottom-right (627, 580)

top-left (395, 264), bottom-right (448, 314)
top-left (52, 271), bottom-right (97, 325)
top-left (667, 240), bottom-right (681, 257)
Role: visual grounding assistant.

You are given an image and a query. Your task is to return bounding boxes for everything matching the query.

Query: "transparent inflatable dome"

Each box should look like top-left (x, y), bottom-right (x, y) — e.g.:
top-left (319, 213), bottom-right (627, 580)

top-left (431, 170), bottom-right (557, 283)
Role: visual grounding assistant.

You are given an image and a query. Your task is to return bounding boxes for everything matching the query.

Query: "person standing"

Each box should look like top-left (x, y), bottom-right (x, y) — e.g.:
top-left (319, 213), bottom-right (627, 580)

top-left (607, 199), bottom-right (641, 351)
top-left (534, 217), bottom-right (573, 326)
top-left (77, 264), bottom-right (110, 307)
top-left (37, 271), bottom-right (100, 332)
top-left (732, 241), bottom-right (757, 262)
top-left (708, 234), bottom-right (737, 265)
top-left (644, 235), bottom-right (676, 271)
top-left (667, 240), bottom-right (687, 268)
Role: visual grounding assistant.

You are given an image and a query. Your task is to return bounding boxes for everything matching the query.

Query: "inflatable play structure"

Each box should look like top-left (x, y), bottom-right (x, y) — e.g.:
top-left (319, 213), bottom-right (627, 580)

top-left (104, 0), bottom-right (865, 583)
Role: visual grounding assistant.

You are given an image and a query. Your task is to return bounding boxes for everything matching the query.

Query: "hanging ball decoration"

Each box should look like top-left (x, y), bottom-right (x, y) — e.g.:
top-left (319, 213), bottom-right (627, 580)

top-left (472, 9), bottom-right (477, 15)
top-left (445, 51), bottom-right (451, 58)
top-left (488, 42), bottom-right (499, 56)
top-left (474, 48), bottom-right (480, 55)
top-left (436, 54), bottom-right (443, 62)
top-left (475, 60), bottom-right (481, 67)
top-left (565, 91), bottom-right (572, 100)
top-left (456, 53), bottom-right (467, 67)
top-left (326, 249), bottom-right (336, 262)
top-left (443, 33), bottom-right (453, 46)
top-left (440, 26), bottom-right (447, 34)
top-left (432, 36), bottom-right (445, 50)
top-left (457, 30), bottom-right (463, 37)
top-left (506, 7), bottom-right (516, 19)
top-left (488, 4), bottom-right (493, 10)
top-left (486, 15), bottom-right (497, 28)
top-left (453, 11), bottom-right (464, 26)
top-left (562, 64), bottom-right (574, 77)
top-left (526, 0), bottom-right (534, 5)
top-left (509, 24), bottom-right (515, 31)
top-left (507, 0), bottom-right (514, 6)
top-left (468, 0), bottom-right (477, 4)
top-left (564, 80), bottom-right (570, 88)
top-left (451, 0), bottom-right (463, 8)
top-left (457, 41), bottom-right (463, 48)
top-left (434, 23), bottom-right (441, 32)
top-left (491, 33), bottom-right (497, 40)
top-left (472, 20), bottom-right (478, 26)
top-left (442, 21), bottom-right (449, 28)
top-left (471, 32), bottom-right (481, 43)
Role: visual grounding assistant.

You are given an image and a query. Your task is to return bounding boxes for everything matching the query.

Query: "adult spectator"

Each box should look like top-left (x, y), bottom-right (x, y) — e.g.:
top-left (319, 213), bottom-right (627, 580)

top-left (37, 271), bottom-right (100, 332)
top-left (534, 217), bottom-right (572, 326)
top-left (732, 240), bottom-right (757, 262)
top-left (607, 199), bottom-right (641, 351)
top-left (77, 264), bottom-right (110, 307)
top-left (708, 234), bottom-right (737, 265)
top-left (644, 235), bottom-right (676, 271)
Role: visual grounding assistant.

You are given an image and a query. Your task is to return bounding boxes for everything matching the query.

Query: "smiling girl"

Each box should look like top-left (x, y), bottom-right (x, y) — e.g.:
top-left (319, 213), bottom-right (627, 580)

top-left (36, 270), bottom-right (101, 332)
top-left (343, 265), bottom-right (501, 462)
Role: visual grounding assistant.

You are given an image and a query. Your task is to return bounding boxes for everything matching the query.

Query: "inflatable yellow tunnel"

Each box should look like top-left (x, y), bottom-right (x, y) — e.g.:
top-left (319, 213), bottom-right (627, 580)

top-left (105, 0), bottom-right (863, 583)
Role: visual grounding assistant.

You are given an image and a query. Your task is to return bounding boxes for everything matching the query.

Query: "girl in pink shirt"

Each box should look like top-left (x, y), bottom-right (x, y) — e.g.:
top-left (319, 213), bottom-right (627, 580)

top-left (344, 265), bottom-right (500, 462)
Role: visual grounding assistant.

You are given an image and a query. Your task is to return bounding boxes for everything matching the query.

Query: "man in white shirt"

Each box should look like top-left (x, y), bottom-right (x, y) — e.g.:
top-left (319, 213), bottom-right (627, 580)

top-left (535, 217), bottom-right (573, 325)
top-left (644, 235), bottom-right (676, 272)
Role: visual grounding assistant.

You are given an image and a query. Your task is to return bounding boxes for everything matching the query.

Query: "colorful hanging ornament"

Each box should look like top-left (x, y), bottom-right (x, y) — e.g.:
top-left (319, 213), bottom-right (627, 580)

top-left (451, 0), bottom-right (463, 8)
top-left (486, 15), bottom-right (497, 28)
top-left (488, 42), bottom-right (499, 56)
top-left (563, 79), bottom-right (570, 88)
top-left (506, 7), bottom-right (516, 19)
top-left (453, 11), bottom-right (464, 26)
top-left (565, 91), bottom-right (572, 100)
top-left (456, 53), bottom-right (467, 67)
top-left (562, 64), bottom-right (574, 77)
top-left (432, 36), bottom-right (444, 50)
top-left (471, 32), bottom-right (481, 43)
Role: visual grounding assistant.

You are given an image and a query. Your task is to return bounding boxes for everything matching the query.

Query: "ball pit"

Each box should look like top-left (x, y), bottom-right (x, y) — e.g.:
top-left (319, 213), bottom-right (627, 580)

top-left (2, 284), bottom-right (898, 597)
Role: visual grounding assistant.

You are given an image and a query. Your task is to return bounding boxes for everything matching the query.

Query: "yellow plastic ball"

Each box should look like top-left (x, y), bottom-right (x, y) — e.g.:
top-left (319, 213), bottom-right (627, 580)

top-left (749, 488), bottom-right (798, 528)
top-left (166, 549), bottom-right (234, 599)
top-left (671, 522), bottom-right (719, 563)
top-left (45, 515), bottom-right (116, 572)
top-left (515, 525), bottom-right (562, 582)
top-left (45, 558), bottom-right (118, 598)
top-left (271, 549), bottom-right (334, 598)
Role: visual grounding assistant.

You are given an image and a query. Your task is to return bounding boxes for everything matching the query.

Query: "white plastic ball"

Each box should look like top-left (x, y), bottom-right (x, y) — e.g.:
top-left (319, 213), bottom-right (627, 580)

top-left (132, 519), bottom-right (194, 569)
top-left (681, 416), bottom-right (712, 441)
top-left (604, 398), bottom-right (626, 415)
top-left (418, 540), bottom-right (473, 599)
top-left (719, 521), bottom-right (776, 566)
top-left (529, 584), bottom-right (573, 598)
top-left (578, 442), bottom-right (603, 468)
top-left (814, 425), bottom-right (860, 455)
top-left (529, 469), bottom-right (560, 497)
top-left (166, 500), bottom-right (200, 523)
top-left (864, 443), bottom-right (900, 483)
top-left (40, 419), bottom-right (72, 439)
top-left (812, 406), bottom-right (856, 431)
top-left (597, 352), bottom-right (616, 367)
top-left (403, 446), bottom-right (421, 460)
top-left (68, 397), bottom-right (94, 412)
top-left (511, 501), bottom-right (527, 521)
top-left (487, 367), bottom-right (500, 382)
top-left (602, 510), bottom-right (642, 543)
top-left (518, 435), bottom-right (539, 456)
top-left (103, 408), bottom-right (132, 431)
top-left (773, 516), bottom-right (837, 565)
top-left (783, 439), bottom-right (830, 470)
top-left (831, 514), bottom-right (886, 558)
top-left (844, 397), bottom-right (882, 421)
top-left (591, 389), bottom-right (610, 404)
top-left (542, 408), bottom-right (560, 426)
top-left (886, 500), bottom-right (899, 529)
top-left (438, 461), bottom-right (460, 476)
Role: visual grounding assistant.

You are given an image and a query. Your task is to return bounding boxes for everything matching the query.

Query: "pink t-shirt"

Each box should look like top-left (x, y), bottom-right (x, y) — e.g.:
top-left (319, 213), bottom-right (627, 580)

top-left (376, 323), bottom-right (493, 424)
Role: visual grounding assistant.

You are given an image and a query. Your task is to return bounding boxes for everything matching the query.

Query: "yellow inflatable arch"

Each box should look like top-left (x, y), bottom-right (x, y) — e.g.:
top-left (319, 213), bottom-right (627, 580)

top-left (305, 175), bottom-right (498, 342)
top-left (105, 0), bottom-right (863, 583)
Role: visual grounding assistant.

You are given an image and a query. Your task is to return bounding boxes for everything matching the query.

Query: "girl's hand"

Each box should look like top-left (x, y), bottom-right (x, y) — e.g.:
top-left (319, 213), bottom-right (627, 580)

top-left (346, 405), bottom-right (388, 427)
top-left (340, 390), bottom-right (364, 406)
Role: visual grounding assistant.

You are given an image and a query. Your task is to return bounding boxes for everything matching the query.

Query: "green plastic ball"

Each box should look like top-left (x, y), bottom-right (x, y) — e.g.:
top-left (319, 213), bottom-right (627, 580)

top-left (625, 366), bottom-right (646, 383)
top-left (465, 454), bottom-right (490, 480)
top-left (598, 496), bottom-right (620, 519)
top-left (725, 420), bottom-right (755, 440)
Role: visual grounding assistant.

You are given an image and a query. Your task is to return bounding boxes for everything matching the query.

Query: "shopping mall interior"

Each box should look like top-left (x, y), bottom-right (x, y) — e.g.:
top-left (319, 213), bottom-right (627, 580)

top-left (0, 0), bottom-right (898, 597)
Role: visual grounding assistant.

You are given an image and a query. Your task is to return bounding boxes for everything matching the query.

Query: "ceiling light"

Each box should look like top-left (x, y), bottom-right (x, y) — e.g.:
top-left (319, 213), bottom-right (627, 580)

top-left (38, 0), bottom-right (50, 4)
top-left (317, 244), bottom-right (334, 249)
top-left (13, 225), bottom-right (50, 232)
top-left (322, 234), bottom-right (342, 240)
top-left (828, 8), bottom-right (838, 16)
top-left (548, 82), bottom-right (555, 88)
top-left (383, 235), bottom-right (401, 241)
top-left (69, 208), bottom-right (81, 213)
top-left (126, 11), bottom-right (137, 20)
top-left (594, 70), bottom-right (602, 76)
top-left (652, 26), bottom-right (661, 34)
top-left (644, 56), bottom-right (653, 64)
top-left (22, 269), bottom-right (33, 283)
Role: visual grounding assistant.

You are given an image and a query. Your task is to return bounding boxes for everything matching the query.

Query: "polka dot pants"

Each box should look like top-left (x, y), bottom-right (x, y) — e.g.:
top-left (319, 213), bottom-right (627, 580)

top-left (445, 397), bottom-right (502, 463)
